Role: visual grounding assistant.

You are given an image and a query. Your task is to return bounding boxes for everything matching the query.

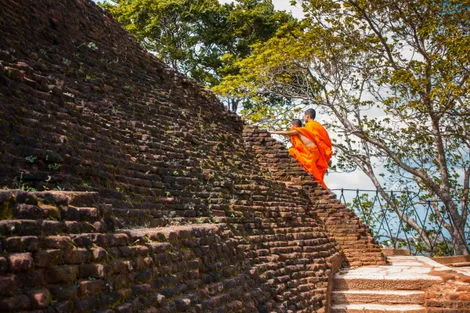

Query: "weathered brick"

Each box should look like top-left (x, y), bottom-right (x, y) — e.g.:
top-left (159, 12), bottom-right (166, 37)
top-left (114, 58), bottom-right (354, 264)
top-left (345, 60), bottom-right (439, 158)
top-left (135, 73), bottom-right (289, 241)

top-left (115, 302), bottom-right (133, 313)
top-left (78, 279), bottom-right (105, 297)
top-left (64, 248), bottom-right (91, 264)
top-left (72, 233), bottom-right (104, 247)
top-left (107, 260), bottom-right (133, 275)
top-left (99, 233), bottom-right (129, 246)
top-left (8, 252), bottom-right (34, 271)
top-left (0, 256), bottom-right (8, 273)
top-left (43, 236), bottom-right (75, 250)
top-left (34, 249), bottom-right (63, 267)
top-left (175, 297), bottom-right (192, 311)
top-left (65, 221), bottom-right (96, 234)
top-left (50, 300), bottom-right (74, 313)
top-left (111, 273), bottom-right (132, 289)
top-left (79, 263), bottom-right (106, 279)
top-left (28, 288), bottom-right (52, 309)
top-left (74, 296), bottom-right (97, 312)
top-left (98, 291), bottom-right (121, 307)
top-left (131, 283), bottom-right (152, 296)
top-left (46, 265), bottom-right (78, 284)
top-left (90, 247), bottom-right (108, 262)
top-left (16, 269), bottom-right (45, 288)
top-left (61, 206), bottom-right (99, 221)
top-left (13, 203), bottom-right (47, 219)
top-left (459, 293), bottom-right (470, 301)
top-left (4, 236), bottom-right (40, 252)
top-left (49, 285), bottom-right (78, 301)
top-left (134, 256), bottom-right (154, 271)
top-left (117, 287), bottom-right (132, 299)
top-left (0, 274), bottom-right (18, 295)
top-left (119, 245), bottom-right (150, 257)
top-left (41, 220), bottom-right (66, 235)
top-left (0, 294), bottom-right (31, 311)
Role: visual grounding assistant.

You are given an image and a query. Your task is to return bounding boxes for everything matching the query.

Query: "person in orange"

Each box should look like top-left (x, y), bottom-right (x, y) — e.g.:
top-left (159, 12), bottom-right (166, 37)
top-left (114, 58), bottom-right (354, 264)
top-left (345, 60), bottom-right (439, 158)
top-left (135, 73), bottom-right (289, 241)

top-left (270, 109), bottom-right (332, 188)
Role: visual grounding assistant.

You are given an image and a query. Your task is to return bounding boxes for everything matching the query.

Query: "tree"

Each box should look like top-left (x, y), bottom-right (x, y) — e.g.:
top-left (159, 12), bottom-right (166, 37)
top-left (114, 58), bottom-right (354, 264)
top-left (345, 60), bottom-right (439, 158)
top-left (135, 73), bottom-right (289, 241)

top-left (215, 0), bottom-right (469, 255)
top-left (101, 0), bottom-right (293, 112)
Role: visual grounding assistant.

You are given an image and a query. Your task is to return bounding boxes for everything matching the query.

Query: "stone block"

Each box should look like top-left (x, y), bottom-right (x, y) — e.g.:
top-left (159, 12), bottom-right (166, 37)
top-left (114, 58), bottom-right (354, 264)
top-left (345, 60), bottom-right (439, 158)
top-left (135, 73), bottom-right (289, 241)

top-left (50, 285), bottom-right (78, 301)
top-left (34, 249), bottom-right (63, 267)
top-left (90, 247), bottom-right (108, 262)
top-left (108, 260), bottom-right (133, 275)
top-left (131, 283), bottom-right (152, 295)
top-left (27, 288), bottom-right (52, 309)
top-left (4, 236), bottom-right (40, 252)
top-left (78, 279), bottom-right (105, 297)
top-left (16, 269), bottom-right (45, 288)
top-left (0, 274), bottom-right (18, 295)
top-left (61, 206), bottom-right (100, 222)
top-left (98, 291), bottom-right (121, 307)
top-left (115, 302), bottom-right (133, 313)
top-left (74, 297), bottom-right (97, 312)
top-left (65, 221), bottom-right (97, 233)
top-left (79, 263), bottom-right (106, 279)
top-left (64, 248), bottom-right (91, 264)
top-left (41, 220), bottom-right (66, 235)
top-left (43, 235), bottom-right (75, 250)
top-left (8, 252), bottom-right (34, 272)
top-left (13, 203), bottom-right (53, 219)
top-left (0, 294), bottom-right (31, 311)
top-left (50, 300), bottom-right (74, 313)
top-left (73, 233), bottom-right (104, 247)
top-left (0, 256), bottom-right (8, 273)
top-left (46, 265), bottom-right (79, 284)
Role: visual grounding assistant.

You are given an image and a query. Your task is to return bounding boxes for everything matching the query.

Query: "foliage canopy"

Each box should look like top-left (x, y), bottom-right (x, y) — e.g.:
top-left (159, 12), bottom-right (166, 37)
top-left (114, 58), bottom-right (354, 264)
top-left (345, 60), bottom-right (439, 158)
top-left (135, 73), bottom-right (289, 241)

top-left (101, 0), bottom-right (293, 112)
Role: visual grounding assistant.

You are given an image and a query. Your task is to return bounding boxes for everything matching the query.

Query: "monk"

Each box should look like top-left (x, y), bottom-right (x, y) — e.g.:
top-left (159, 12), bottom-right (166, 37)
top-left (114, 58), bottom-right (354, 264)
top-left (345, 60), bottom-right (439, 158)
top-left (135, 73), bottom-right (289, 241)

top-left (270, 109), bottom-right (332, 188)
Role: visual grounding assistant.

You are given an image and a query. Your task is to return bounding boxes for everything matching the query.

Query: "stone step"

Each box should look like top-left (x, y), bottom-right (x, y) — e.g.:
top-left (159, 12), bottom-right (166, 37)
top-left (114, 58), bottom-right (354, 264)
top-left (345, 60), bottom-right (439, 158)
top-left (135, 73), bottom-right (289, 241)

top-left (38, 190), bottom-right (97, 206)
top-left (10, 203), bottom-right (101, 222)
top-left (61, 206), bottom-right (101, 222)
top-left (332, 290), bottom-right (425, 305)
top-left (0, 220), bottom-right (106, 238)
top-left (1, 190), bottom-right (100, 216)
top-left (331, 304), bottom-right (425, 313)
top-left (449, 262), bottom-right (470, 267)
top-left (334, 273), bottom-right (441, 290)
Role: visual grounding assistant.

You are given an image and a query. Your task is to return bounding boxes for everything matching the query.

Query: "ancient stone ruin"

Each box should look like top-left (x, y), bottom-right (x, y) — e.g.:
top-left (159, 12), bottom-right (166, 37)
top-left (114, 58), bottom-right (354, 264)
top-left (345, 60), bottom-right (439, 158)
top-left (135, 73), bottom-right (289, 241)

top-left (0, 1), bottom-right (468, 313)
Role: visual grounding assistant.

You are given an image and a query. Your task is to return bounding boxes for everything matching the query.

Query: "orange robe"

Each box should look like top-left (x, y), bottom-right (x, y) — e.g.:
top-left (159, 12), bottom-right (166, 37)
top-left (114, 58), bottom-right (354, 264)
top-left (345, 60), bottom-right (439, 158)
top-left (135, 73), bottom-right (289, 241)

top-left (288, 122), bottom-right (332, 188)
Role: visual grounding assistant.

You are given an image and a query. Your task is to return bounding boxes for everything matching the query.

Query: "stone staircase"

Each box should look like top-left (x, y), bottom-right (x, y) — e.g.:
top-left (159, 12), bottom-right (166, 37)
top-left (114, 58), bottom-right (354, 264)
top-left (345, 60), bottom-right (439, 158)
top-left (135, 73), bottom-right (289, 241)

top-left (331, 256), bottom-right (443, 313)
top-left (0, 189), bottom-right (113, 250)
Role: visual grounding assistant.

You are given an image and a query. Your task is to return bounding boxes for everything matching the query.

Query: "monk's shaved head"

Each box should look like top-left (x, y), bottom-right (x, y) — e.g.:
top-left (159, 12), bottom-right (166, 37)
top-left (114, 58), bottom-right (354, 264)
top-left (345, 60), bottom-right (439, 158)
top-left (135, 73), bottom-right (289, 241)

top-left (304, 109), bottom-right (316, 121)
top-left (291, 119), bottom-right (302, 127)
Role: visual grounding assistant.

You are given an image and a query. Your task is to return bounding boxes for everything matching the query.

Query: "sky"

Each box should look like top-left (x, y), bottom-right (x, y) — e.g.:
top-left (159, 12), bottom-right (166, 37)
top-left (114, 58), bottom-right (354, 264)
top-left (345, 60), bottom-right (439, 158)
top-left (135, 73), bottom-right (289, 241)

top-left (220, 0), bottom-right (305, 18)
top-left (93, 0), bottom-right (376, 191)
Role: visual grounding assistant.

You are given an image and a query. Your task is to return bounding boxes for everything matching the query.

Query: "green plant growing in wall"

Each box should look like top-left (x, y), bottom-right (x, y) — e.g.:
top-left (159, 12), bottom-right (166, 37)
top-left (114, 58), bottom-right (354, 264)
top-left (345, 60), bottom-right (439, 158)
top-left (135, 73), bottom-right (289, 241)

top-left (24, 155), bottom-right (37, 164)
top-left (48, 163), bottom-right (61, 171)
top-left (14, 172), bottom-right (37, 192)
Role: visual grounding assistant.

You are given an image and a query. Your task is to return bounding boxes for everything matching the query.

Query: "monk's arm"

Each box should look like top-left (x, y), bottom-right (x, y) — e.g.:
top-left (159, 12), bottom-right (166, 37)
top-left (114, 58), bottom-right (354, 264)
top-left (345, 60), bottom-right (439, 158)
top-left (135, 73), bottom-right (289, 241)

top-left (269, 130), bottom-right (299, 136)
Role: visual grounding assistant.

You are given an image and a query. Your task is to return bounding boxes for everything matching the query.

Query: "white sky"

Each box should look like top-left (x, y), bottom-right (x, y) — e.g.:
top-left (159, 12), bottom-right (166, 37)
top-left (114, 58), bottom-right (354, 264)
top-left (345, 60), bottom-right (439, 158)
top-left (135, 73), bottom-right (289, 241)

top-left (219, 0), bottom-right (305, 18)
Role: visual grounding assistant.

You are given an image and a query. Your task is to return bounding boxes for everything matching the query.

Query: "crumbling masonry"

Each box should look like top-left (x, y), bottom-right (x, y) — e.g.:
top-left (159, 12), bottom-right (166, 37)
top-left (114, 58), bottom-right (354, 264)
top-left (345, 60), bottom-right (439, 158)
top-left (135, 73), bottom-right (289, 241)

top-left (1, 1), bottom-right (391, 312)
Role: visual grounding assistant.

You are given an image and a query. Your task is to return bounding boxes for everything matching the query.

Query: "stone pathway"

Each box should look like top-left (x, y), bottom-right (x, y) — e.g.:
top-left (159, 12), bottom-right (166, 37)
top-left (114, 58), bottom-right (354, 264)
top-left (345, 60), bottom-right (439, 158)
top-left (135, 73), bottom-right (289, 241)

top-left (331, 256), bottom-right (452, 313)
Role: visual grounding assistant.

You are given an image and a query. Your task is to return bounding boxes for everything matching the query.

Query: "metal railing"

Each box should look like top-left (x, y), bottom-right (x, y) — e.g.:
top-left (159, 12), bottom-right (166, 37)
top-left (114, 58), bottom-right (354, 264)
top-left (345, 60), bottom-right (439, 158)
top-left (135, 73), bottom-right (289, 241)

top-left (332, 188), bottom-right (469, 256)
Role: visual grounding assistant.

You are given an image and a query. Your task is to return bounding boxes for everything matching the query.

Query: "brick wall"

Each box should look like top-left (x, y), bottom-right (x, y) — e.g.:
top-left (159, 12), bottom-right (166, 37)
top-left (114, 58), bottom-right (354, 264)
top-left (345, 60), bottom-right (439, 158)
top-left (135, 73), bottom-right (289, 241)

top-left (0, 189), bottom-right (341, 312)
top-left (242, 125), bottom-right (385, 267)
top-left (425, 270), bottom-right (470, 312)
top-left (0, 1), bottom-right (350, 312)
